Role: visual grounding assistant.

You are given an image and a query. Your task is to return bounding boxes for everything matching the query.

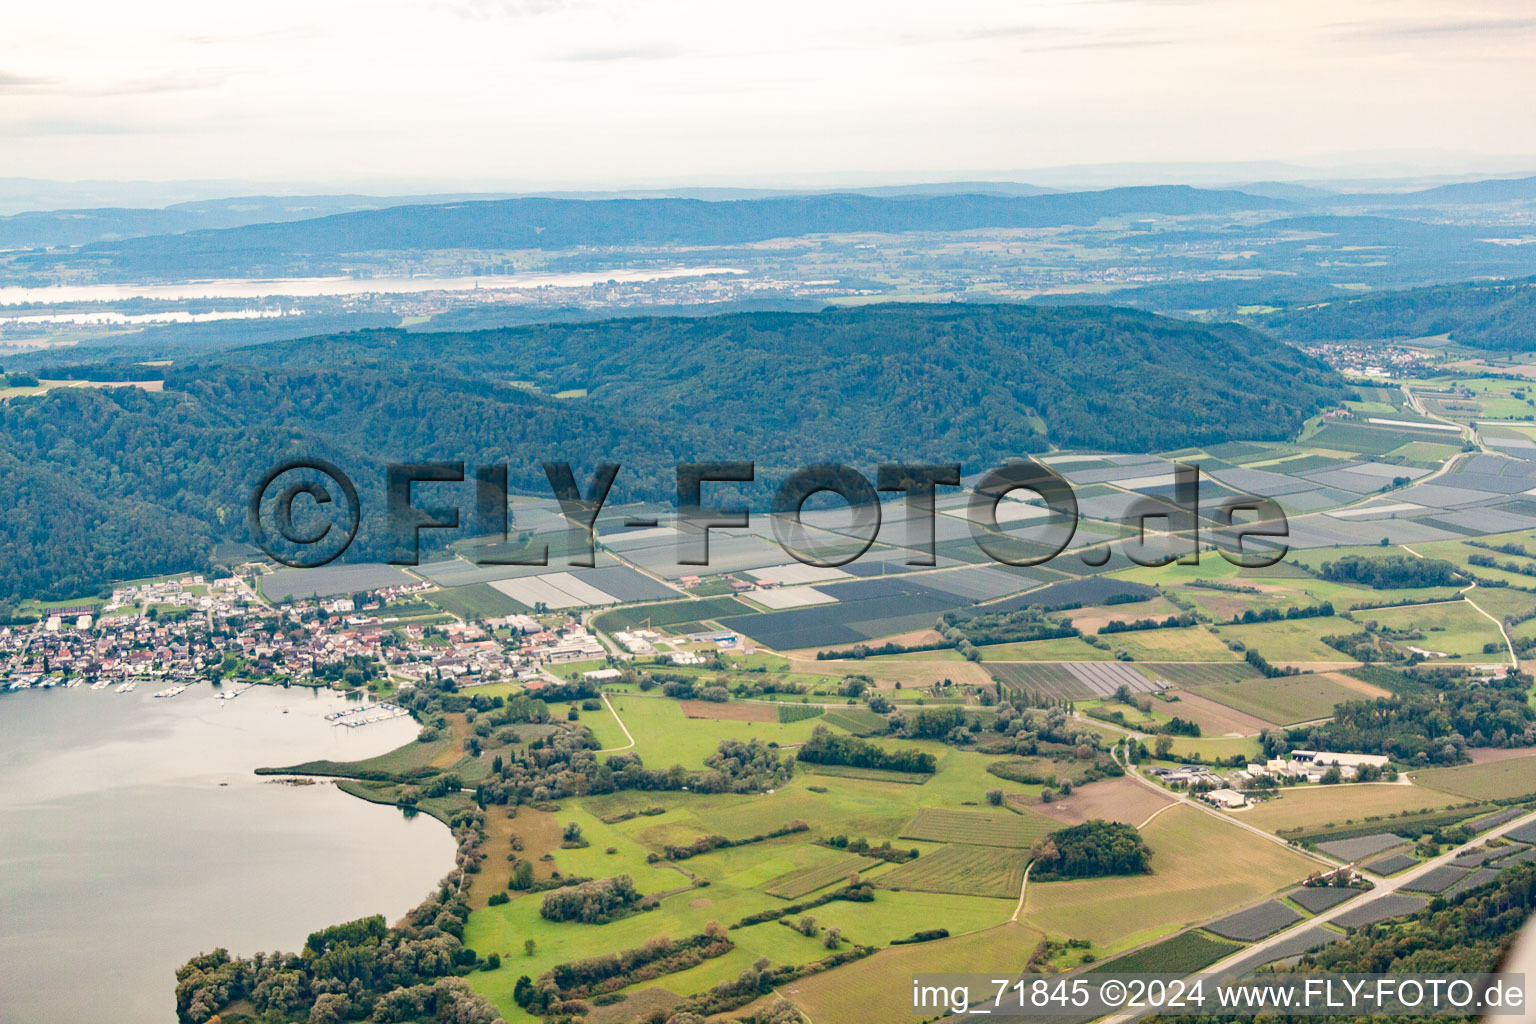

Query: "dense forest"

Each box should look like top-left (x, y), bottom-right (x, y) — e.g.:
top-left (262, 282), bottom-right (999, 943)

top-left (1256, 276), bottom-right (1536, 351)
top-left (795, 726), bottom-right (937, 774)
top-left (0, 303), bottom-right (1346, 600)
top-left (1317, 554), bottom-right (1460, 589)
top-left (1290, 672), bottom-right (1536, 764)
top-left (1030, 820), bottom-right (1151, 880)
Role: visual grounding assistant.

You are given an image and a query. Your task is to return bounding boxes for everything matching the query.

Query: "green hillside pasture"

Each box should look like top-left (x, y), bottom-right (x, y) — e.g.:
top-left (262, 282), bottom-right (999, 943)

top-left (1094, 627), bottom-right (1240, 663)
top-left (899, 807), bottom-right (1057, 848)
top-left (1412, 756), bottom-right (1536, 801)
top-left (808, 763), bottom-right (931, 785)
top-left (464, 874), bottom-right (833, 1017)
top-left (588, 742), bottom-right (1056, 858)
top-left (544, 699), bottom-right (630, 750)
top-left (1190, 673), bottom-right (1362, 725)
top-left (1364, 601), bottom-right (1506, 660)
top-left (1214, 617), bottom-right (1356, 663)
top-left (875, 843), bottom-right (1029, 899)
top-left (763, 855), bottom-right (884, 899)
top-left (601, 694), bottom-right (828, 768)
top-left (777, 921), bottom-right (1038, 1024)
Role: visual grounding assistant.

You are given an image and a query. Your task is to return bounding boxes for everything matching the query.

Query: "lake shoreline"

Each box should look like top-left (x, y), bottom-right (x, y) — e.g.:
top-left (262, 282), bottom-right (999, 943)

top-left (0, 683), bottom-right (457, 1024)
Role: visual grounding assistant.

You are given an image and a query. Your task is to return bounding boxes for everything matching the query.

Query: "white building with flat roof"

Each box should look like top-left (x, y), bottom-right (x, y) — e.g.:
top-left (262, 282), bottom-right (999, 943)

top-left (1290, 750), bottom-right (1390, 769)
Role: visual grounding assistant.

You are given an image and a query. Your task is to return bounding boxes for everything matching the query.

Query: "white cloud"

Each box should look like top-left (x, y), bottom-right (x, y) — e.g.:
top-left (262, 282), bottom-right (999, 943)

top-left (0, 0), bottom-right (1532, 187)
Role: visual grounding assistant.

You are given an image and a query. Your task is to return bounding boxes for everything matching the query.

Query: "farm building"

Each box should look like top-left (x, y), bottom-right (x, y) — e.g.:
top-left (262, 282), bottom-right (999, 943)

top-left (1291, 750), bottom-right (1390, 769)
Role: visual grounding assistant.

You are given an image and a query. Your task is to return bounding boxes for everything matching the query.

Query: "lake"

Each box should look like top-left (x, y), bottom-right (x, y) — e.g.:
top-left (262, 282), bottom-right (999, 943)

top-left (0, 266), bottom-right (742, 306)
top-left (0, 684), bottom-right (456, 1024)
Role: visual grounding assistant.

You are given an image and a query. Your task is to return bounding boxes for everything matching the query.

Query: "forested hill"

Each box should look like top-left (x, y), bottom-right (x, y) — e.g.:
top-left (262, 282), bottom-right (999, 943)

top-left (23, 187), bottom-right (1291, 279)
top-left (1254, 276), bottom-right (1536, 350)
top-left (221, 303), bottom-right (1344, 456)
top-left (0, 303), bottom-right (1346, 601)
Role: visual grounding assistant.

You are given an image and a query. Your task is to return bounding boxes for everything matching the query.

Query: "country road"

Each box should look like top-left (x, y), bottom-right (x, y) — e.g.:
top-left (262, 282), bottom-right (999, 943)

top-left (1094, 805), bottom-right (1536, 1024)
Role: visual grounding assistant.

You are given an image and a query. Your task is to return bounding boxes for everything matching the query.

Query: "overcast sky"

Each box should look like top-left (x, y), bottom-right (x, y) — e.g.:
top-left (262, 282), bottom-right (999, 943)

top-left (4, 0), bottom-right (1535, 190)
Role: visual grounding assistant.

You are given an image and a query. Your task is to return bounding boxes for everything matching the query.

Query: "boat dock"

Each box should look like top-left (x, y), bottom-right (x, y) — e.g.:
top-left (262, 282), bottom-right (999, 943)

top-left (328, 702), bottom-right (409, 728)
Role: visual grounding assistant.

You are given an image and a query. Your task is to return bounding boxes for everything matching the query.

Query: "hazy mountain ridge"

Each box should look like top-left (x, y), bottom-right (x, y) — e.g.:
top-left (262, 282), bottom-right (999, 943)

top-left (1252, 275), bottom-right (1536, 350)
top-left (8, 187), bottom-right (1294, 279)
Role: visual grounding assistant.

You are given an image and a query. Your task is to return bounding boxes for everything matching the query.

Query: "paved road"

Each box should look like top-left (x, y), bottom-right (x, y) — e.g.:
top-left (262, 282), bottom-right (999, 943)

top-left (1108, 740), bottom-right (1340, 869)
top-left (1095, 804), bottom-right (1536, 1024)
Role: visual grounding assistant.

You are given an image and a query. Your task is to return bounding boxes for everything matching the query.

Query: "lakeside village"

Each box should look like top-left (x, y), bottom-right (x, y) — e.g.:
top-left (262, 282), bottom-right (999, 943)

top-left (0, 565), bottom-right (733, 709)
top-left (0, 564), bottom-right (1417, 822)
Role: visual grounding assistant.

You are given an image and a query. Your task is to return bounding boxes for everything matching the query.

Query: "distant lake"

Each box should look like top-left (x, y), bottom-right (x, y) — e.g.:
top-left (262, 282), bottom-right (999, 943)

top-left (0, 685), bottom-right (455, 1024)
top-left (0, 266), bottom-right (743, 306)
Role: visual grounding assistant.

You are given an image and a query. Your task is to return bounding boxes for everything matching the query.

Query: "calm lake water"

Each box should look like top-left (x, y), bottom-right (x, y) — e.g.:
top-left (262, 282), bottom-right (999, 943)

top-left (0, 684), bottom-right (456, 1024)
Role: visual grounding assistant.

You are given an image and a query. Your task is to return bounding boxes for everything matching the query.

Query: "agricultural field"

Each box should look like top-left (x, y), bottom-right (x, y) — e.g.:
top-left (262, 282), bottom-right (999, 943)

top-left (591, 595), bottom-right (750, 632)
top-left (1363, 853), bottom-right (1419, 876)
top-left (1091, 929), bottom-right (1243, 974)
top-left (323, 463), bottom-right (1536, 1024)
top-left (977, 637), bottom-right (1115, 661)
top-left (1091, 626), bottom-right (1240, 663)
top-left (775, 922), bottom-right (1040, 1024)
top-left (1139, 662), bottom-right (1263, 687)
top-left (1411, 756), bottom-right (1536, 801)
top-left (820, 706), bottom-right (890, 734)
top-left (1022, 805), bottom-right (1315, 953)
top-left (1364, 600), bottom-right (1507, 660)
top-left (875, 843), bottom-right (1030, 899)
top-left (1238, 784), bottom-right (1470, 834)
top-left (807, 763), bottom-right (931, 784)
top-left (675, 698), bottom-right (778, 722)
top-left (777, 702), bottom-right (826, 724)
top-left (762, 854), bottom-right (883, 899)
top-left (260, 562), bottom-right (416, 601)
top-left (1189, 672), bottom-right (1363, 725)
top-left (1203, 900), bottom-right (1302, 942)
top-left (1057, 596), bottom-right (1184, 633)
top-left (1030, 775), bottom-right (1175, 827)
top-left (425, 581), bottom-right (526, 619)
top-left (1332, 893), bottom-right (1429, 929)
top-left (1213, 616), bottom-right (1357, 664)
top-left (1315, 833), bottom-right (1409, 861)
top-left (899, 807), bottom-right (1057, 848)
top-left (986, 662), bottom-right (1097, 700)
top-left (1287, 885), bottom-right (1362, 913)
top-left (1159, 690), bottom-right (1271, 736)
top-left (600, 694), bottom-right (828, 767)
